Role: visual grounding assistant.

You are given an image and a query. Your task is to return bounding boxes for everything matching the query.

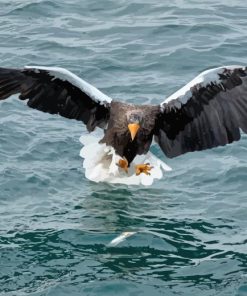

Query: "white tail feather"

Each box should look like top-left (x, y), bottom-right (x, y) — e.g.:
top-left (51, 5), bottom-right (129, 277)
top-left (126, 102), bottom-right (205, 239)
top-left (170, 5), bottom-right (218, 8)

top-left (79, 135), bottom-right (172, 186)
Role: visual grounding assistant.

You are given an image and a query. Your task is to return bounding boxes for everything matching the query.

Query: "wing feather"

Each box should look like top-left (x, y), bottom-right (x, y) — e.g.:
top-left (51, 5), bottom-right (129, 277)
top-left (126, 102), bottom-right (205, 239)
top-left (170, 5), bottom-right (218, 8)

top-left (155, 66), bottom-right (247, 158)
top-left (0, 66), bottom-right (112, 131)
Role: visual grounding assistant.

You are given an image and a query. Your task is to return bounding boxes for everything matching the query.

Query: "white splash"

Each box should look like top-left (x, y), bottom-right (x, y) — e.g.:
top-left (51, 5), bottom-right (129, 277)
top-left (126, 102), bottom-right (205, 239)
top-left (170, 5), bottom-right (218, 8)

top-left (79, 135), bottom-right (172, 186)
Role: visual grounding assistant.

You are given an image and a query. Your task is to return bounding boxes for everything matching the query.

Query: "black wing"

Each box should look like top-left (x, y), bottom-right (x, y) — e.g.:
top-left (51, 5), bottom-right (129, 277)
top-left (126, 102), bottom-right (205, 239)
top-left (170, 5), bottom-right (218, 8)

top-left (0, 66), bottom-right (112, 131)
top-left (155, 66), bottom-right (247, 158)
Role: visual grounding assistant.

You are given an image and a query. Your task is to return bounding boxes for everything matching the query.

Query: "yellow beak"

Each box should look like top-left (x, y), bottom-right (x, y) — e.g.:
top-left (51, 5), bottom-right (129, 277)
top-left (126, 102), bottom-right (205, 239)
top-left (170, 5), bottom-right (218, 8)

top-left (128, 123), bottom-right (140, 141)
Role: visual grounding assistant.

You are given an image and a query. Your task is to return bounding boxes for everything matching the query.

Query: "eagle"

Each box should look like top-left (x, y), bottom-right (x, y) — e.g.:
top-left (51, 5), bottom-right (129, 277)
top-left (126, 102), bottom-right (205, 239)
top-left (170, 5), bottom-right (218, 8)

top-left (1, 65), bottom-right (247, 183)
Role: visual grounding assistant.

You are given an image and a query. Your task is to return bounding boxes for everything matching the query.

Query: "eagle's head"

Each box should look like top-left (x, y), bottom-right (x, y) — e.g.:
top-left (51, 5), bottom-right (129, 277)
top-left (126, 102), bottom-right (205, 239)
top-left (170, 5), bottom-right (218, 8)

top-left (127, 112), bottom-right (143, 141)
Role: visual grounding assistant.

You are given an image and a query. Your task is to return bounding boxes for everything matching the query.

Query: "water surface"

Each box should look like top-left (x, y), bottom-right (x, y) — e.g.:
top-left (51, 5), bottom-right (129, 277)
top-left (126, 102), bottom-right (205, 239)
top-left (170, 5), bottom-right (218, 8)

top-left (1, 0), bottom-right (247, 295)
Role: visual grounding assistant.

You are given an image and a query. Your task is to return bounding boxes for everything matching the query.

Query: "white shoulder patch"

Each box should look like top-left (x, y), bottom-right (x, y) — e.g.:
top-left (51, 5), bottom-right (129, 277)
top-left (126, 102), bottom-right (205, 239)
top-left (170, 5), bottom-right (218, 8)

top-left (161, 65), bottom-right (245, 110)
top-left (24, 66), bottom-right (112, 105)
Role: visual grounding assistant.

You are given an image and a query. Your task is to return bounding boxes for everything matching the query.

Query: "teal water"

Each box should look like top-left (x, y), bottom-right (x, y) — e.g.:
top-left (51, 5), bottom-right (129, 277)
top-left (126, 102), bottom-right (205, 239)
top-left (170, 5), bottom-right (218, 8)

top-left (1, 0), bottom-right (247, 295)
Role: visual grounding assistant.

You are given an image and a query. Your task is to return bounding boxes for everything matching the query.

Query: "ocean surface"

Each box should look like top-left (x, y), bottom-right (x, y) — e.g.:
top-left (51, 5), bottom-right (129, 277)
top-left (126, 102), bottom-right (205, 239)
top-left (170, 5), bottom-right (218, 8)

top-left (1, 0), bottom-right (247, 295)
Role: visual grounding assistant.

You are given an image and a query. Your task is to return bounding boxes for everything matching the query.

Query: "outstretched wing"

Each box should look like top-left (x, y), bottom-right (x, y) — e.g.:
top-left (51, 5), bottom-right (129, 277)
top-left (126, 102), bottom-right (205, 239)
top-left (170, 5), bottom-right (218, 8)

top-left (0, 66), bottom-right (112, 131)
top-left (155, 65), bottom-right (247, 158)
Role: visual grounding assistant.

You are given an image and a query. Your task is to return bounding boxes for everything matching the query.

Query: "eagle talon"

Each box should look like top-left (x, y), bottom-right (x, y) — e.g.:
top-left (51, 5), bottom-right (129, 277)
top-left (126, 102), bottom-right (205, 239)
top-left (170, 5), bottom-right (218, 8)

top-left (135, 163), bottom-right (153, 176)
top-left (117, 158), bottom-right (129, 173)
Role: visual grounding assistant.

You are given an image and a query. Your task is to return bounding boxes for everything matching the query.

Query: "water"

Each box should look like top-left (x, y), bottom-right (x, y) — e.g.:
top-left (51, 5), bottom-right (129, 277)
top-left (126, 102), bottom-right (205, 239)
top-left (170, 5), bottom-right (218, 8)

top-left (1, 0), bottom-right (247, 295)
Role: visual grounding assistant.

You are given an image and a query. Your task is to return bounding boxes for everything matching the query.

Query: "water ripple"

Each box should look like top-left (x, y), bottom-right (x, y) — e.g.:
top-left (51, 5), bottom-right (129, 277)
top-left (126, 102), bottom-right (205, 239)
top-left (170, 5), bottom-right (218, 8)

top-left (1, 0), bottom-right (247, 295)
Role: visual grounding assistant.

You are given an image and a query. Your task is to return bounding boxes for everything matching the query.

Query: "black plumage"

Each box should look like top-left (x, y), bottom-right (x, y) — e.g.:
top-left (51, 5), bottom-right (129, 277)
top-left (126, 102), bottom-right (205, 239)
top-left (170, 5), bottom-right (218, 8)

top-left (1, 65), bottom-right (247, 168)
top-left (156, 67), bottom-right (247, 157)
top-left (0, 67), bottom-right (110, 131)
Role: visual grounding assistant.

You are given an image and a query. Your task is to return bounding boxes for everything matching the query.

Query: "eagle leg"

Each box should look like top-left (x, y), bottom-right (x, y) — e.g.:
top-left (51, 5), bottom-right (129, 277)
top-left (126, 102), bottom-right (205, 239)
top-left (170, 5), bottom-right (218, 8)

top-left (135, 163), bottom-right (153, 176)
top-left (117, 158), bottom-right (129, 173)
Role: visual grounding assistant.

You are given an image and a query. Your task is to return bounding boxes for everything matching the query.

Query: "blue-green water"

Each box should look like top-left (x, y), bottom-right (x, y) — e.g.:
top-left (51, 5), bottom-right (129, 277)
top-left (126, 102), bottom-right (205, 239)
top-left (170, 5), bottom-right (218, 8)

top-left (1, 1), bottom-right (247, 295)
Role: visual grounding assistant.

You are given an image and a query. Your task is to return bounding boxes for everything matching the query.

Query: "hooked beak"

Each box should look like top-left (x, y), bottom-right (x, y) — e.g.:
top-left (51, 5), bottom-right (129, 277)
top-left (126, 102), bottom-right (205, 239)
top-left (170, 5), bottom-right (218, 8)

top-left (128, 123), bottom-right (140, 141)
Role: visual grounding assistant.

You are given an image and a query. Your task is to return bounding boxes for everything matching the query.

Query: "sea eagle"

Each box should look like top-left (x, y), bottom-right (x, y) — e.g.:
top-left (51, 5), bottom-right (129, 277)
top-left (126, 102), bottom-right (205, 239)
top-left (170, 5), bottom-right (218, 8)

top-left (1, 65), bottom-right (247, 184)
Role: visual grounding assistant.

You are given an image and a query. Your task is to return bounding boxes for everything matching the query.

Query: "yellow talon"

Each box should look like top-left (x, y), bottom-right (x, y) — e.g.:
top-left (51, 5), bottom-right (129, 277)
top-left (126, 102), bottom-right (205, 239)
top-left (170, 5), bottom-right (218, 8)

top-left (118, 158), bottom-right (129, 173)
top-left (135, 163), bottom-right (153, 176)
